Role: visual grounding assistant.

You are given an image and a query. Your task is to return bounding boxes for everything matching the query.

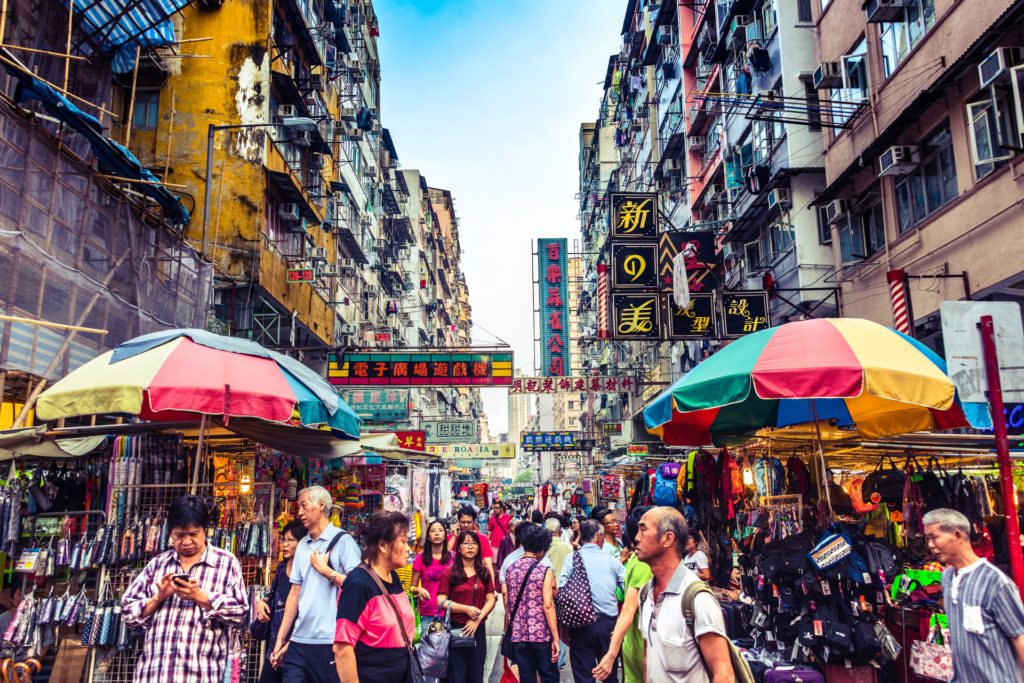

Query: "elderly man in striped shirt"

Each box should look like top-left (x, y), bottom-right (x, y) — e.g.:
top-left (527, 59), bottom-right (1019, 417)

top-left (121, 495), bottom-right (248, 683)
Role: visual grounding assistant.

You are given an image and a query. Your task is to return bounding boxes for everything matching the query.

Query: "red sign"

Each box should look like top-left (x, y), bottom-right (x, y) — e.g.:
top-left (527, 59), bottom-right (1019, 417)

top-left (287, 268), bottom-right (315, 282)
top-left (374, 332), bottom-right (391, 342)
top-left (394, 430), bottom-right (426, 451)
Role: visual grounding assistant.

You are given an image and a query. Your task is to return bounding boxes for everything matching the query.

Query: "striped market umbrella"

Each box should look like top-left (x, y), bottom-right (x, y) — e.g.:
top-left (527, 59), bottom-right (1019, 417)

top-left (36, 329), bottom-right (361, 438)
top-left (644, 318), bottom-right (979, 447)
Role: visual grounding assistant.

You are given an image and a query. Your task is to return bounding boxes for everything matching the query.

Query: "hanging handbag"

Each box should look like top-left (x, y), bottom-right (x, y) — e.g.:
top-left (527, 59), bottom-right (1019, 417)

top-left (360, 564), bottom-right (425, 683)
top-left (500, 560), bottom-right (543, 660)
top-left (909, 626), bottom-right (952, 682)
top-left (862, 456), bottom-right (905, 505)
top-left (418, 609), bottom-right (450, 677)
top-left (556, 551), bottom-right (597, 629)
top-left (448, 578), bottom-right (480, 648)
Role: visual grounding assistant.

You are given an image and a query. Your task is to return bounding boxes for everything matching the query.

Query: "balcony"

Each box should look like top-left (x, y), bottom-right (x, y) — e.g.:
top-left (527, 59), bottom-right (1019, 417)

top-left (265, 141), bottom-right (324, 224)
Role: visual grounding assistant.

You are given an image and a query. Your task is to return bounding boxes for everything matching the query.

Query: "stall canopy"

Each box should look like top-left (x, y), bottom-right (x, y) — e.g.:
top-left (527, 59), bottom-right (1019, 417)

top-left (0, 426), bottom-right (105, 461)
top-left (67, 0), bottom-right (189, 72)
top-left (222, 421), bottom-right (430, 461)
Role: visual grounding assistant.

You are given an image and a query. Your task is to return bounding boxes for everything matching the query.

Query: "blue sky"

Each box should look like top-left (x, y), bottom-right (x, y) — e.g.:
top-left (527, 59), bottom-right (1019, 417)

top-left (375, 0), bottom-right (625, 435)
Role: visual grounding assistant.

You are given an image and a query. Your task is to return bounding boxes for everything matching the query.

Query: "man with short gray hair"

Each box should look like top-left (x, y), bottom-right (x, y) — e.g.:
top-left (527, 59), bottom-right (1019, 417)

top-left (923, 508), bottom-right (1024, 682)
top-left (272, 486), bottom-right (361, 683)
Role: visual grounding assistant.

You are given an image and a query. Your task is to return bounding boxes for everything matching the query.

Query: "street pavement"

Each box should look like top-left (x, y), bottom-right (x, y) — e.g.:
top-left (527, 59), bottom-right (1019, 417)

top-left (484, 601), bottom-right (575, 683)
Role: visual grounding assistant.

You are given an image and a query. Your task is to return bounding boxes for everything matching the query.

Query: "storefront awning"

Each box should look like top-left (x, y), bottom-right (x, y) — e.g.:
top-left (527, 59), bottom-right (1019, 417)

top-left (0, 426), bottom-right (106, 461)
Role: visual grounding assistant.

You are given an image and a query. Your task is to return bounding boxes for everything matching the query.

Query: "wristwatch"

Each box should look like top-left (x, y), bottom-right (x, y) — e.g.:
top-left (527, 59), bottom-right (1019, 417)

top-left (327, 571), bottom-right (339, 584)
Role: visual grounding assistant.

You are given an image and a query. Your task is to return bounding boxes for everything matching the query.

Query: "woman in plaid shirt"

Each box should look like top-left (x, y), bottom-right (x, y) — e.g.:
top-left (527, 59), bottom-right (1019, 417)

top-left (121, 496), bottom-right (248, 682)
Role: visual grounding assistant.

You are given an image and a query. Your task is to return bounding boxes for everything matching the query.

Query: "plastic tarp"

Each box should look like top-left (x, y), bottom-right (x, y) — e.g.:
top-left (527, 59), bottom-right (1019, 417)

top-left (0, 426), bottom-right (105, 461)
top-left (68, 0), bottom-right (189, 73)
top-left (219, 419), bottom-right (431, 461)
top-left (1, 49), bottom-right (190, 224)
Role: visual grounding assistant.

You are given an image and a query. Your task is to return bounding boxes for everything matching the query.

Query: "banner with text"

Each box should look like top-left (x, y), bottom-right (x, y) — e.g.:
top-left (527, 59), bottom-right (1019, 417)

top-left (520, 431), bottom-right (586, 451)
top-left (509, 376), bottom-right (636, 394)
top-left (340, 390), bottom-right (409, 422)
top-left (328, 351), bottom-right (513, 386)
top-left (422, 419), bottom-right (479, 443)
top-left (538, 238), bottom-right (570, 376)
top-left (425, 443), bottom-right (516, 459)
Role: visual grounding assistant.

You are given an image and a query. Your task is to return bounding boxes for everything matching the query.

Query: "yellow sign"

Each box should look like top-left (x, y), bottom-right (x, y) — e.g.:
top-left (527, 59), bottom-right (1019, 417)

top-left (424, 443), bottom-right (516, 459)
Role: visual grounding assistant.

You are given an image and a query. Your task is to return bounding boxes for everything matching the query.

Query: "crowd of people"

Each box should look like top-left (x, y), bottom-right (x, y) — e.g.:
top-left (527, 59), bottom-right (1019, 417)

top-left (119, 490), bottom-right (1024, 683)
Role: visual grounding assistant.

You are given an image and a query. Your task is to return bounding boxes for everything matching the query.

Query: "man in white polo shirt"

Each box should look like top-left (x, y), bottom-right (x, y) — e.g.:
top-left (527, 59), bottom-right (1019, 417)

top-left (634, 507), bottom-right (735, 683)
top-left (271, 486), bottom-right (362, 683)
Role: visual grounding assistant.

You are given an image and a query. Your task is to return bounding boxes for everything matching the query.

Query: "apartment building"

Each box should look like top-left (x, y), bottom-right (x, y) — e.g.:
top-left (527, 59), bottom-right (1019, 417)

top-left (812, 0), bottom-right (1024, 346)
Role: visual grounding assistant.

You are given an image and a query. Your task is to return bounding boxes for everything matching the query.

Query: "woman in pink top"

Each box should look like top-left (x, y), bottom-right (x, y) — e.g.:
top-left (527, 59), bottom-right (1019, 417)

top-left (410, 519), bottom-right (452, 633)
top-left (488, 501), bottom-right (512, 561)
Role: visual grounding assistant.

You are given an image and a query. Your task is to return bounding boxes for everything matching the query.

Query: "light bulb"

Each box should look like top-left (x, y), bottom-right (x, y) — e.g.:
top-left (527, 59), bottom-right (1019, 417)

top-left (742, 468), bottom-right (754, 486)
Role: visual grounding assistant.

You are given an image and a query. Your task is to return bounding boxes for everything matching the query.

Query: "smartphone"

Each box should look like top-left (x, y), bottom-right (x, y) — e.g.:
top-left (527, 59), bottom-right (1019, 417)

top-left (173, 573), bottom-right (191, 583)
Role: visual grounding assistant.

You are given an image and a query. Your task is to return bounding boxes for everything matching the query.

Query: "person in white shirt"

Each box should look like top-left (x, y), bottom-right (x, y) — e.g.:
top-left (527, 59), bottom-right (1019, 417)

top-left (682, 531), bottom-right (711, 582)
top-left (634, 507), bottom-right (734, 683)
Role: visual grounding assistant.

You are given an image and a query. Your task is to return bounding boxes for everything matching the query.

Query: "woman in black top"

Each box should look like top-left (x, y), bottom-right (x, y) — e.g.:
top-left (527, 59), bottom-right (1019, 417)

top-left (253, 520), bottom-right (307, 683)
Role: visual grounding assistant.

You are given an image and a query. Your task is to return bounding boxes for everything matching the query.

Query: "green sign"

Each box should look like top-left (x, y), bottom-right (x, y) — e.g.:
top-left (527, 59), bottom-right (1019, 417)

top-left (340, 389), bottom-right (409, 423)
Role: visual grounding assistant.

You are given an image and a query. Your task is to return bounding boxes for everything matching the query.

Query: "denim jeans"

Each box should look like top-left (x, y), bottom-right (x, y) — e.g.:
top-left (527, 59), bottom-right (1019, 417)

top-left (513, 640), bottom-right (559, 683)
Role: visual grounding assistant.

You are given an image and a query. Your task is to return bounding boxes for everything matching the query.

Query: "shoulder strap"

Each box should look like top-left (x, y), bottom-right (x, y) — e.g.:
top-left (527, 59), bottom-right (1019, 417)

top-left (507, 560), bottom-right (542, 626)
top-left (325, 529), bottom-right (348, 571)
top-left (681, 580), bottom-right (719, 677)
top-left (360, 564), bottom-right (415, 653)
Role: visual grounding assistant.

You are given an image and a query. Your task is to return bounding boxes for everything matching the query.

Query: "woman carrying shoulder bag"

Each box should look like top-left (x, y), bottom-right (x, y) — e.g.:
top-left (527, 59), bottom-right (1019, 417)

top-left (503, 524), bottom-right (559, 683)
top-left (334, 512), bottom-right (417, 683)
top-left (252, 521), bottom-right (307, 683)
top-left (436, 530), bottom-right (497, 683)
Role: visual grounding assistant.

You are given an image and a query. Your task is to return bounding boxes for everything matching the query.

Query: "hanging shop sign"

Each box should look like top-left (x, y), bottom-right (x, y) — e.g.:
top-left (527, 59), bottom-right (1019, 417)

top-left (286, 267), bottom-right (316, 283)
top-left (611, 242), bottom-right (660, 289)
top-left (520, 431), bottom-right (585, 451)
top-left (610, 193), bottom-right (658, 239)
top-left (509, 376), bottom-right (636, 394)
top-left (374, 332), bottom-right (392, 343)
top-left (455, 459), bottom-right (484, 469)
top-left (604, 423), bottom-right (623, 434)
top-left (538, 238), bottom-right (570, 377)
top-left (721, 291), bottom-right (772, 338)
top-left (422, 419), bottom-right (478, 443)
top-left (626, 444), bottom-right (649, 456)
top-left (394, 430), bottom-right (426, 451)
top-left (340, 389), bottom-right (409, 422)
top-left (666, 293), bottom-right (717, 340)
top-left (424, 443), bottom-right (516, 459)
top-left (611, 293), bottom-right (661, 340)
top-left (328, 351), bottom-right (513, 386)
top-left (658, 231), bottom-right (720, 293)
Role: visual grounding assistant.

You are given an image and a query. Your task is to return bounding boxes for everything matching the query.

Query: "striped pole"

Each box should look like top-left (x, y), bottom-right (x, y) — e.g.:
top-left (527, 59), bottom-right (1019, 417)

top-left (597, 263), bottom-right (610, 339)
top-left (886, 269), bottom-right (912, 335)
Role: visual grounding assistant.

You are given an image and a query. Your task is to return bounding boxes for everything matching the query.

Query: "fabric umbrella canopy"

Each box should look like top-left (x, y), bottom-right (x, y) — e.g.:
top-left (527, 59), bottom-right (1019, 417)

top-left (644, 318), bottom-right (980, 446)
top-left (35, 329), bottom-right (360, 438)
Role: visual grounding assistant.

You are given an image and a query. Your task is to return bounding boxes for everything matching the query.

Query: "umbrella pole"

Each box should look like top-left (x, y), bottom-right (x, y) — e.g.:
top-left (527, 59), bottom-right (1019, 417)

top-left (810, 399), bottom-right (833, 516)
top-left (191, 414), bottom-right (208, 495)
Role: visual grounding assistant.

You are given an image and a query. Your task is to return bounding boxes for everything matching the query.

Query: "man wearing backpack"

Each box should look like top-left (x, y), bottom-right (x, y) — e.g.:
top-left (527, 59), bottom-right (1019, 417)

top-left (271, 486), bottom-right (362, 683)
top-left (634, 507), bottom-right (740, 683)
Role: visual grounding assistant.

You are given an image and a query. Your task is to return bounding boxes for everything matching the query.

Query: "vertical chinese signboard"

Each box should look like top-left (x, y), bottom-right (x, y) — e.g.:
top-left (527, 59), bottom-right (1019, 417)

top-left (538, 238), bottom-right (570, 376)
top-left (608, 193), bottom-right (661, 341)
top-left (721, 292), bottom-right (771, 338)
top-left (666, 293), bottom-right (717, 340)
top-left (610, 194), bottom-right (658, 238)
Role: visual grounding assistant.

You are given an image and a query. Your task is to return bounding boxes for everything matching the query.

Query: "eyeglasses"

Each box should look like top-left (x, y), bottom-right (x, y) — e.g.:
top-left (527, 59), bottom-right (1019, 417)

top-left (460, 541), bottom-right (479, 547)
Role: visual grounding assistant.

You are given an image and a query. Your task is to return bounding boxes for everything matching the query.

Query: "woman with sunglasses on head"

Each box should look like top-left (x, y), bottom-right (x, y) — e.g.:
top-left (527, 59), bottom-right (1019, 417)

top-left (436, 530), bottom-right (497, 683)
top-left (410, 519), bottom-right (452, 634)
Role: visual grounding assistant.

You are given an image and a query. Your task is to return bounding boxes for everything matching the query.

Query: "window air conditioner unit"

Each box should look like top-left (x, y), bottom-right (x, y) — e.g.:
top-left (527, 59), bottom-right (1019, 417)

top-left (865, 0), bottom-right (911, 24)
top-left (688, 135), bottom-right (705, 152)
top-left (340, 323), bottom-right (357, 335)
top-left (824, 199), bottom-right (851, 224)
top-left (365, 285), bottom-right (378, 295)
top-left (767, 187), bottom-right (792, 211)
top-left (978, 47), bottom-right (1024, 88)
top-left (320, 264), bottom-right (338, 277)
top-left (364, 165), bottom-right (377, 178)
top-left (309, 246), bottom-right (328, 262)
top-left (813, 62), bottom-right (843, 89)
top-left (309, 74), bottom-right (324, 91)
top-left (657, 25), bottom-right (673, 46)
top-left (287, 218), bottom-right (309, 234)
top-left (278, 203), bottom-right (301, 221)
top-left (277, 104), bottom-right (299, 118)
top-left (878, 145), bottom-right (921, 176)
top-left (668, 157), bottom-right (686, 170)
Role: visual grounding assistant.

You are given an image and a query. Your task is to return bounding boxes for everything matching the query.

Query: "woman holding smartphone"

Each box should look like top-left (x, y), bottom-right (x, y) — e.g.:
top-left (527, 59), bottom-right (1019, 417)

top-left (436, 530), bottom-right (497, 683)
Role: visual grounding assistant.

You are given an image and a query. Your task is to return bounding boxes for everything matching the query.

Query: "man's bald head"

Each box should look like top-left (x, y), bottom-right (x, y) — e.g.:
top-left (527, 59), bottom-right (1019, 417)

top-left (635, 506), bottom-right (689, 562)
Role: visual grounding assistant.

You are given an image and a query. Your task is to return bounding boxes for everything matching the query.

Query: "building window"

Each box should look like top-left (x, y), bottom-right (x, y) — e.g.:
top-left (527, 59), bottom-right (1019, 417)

top-left (758, 0), bottom-right (777, 39)
top-left (132, 90), bottom-right (160, 130)
top-left (568, 401), bottom-right (576, 410)
top-left (892, 123), bottom-right (957, 233)
top-left (838, 197), bottom-right (885, 264)
top-left (830, 39), bottom-right (868, 127)
top-left (966, 67), bottom-right (1024, 179)
top-left (797, 0), bottom-right (813, 23)
top-left (879, 0), bottom-right (937, 79)
top-left (815, 201), bottom-right (833, 245)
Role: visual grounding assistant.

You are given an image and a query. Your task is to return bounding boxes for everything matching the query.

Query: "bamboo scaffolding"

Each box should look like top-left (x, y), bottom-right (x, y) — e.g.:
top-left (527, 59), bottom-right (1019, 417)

top-left (0, 53), bottom-right (120, 119)
top-left (0, 315), bottom-right (107, 335)
top-left (2, 45), bottom-right (86, 61)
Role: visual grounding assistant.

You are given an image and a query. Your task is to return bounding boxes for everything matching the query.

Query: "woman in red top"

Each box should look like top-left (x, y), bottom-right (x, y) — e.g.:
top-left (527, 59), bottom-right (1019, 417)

top-left (437, 530), bottom-right (497, 683)
top-left (488, 501), bottom-right (512, 561)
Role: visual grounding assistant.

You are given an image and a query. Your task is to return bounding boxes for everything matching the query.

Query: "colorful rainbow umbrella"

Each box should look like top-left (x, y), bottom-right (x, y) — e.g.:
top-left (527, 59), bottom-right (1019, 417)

top-left (644, 318), bottom-right (981, 446)
top-left (36, 329), bottom-right (361, 438)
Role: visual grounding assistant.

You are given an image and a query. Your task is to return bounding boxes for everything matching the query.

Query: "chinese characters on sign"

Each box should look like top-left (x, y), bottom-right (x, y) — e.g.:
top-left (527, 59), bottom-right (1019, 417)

top-left (508, 376), bottom-right (635, 394)
top-left (340, 390), bottom-right (409, 423)
top-left (626, 445), bottom-right (649, 456)
top-left (424, 443), bottom-right (516, 459)
top-left (422, 419), bottom-right (478, 443)
top-left (520, 431), bottom-right (584, 451)
top-left (666, 293), bottom-right (717, 340)
top-left (611, 193), bottom-right (658, 238)
top-left (611, 293), bottom-right (661, 340)
top-left (371, 430), bottom-right (427, 451)
top-left (328, 352), bottom-right (513, 386)
top-left (721, 292), bottom-right (771, 338)
top-left (538, 238), bottom-right (570, 377)
top-left (658, 231), bottom-right (720, 293)
top-left (611, 242), bottom-right (660, 289)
